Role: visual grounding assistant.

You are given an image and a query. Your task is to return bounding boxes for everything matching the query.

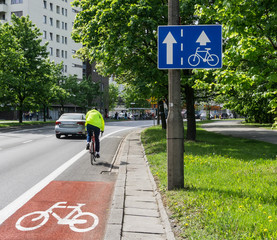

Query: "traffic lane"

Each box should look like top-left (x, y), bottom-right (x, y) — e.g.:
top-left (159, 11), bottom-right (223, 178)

top-left (55, 130), bottom-right (128, 182)
top-left (105, 119), bottom-right (155, 128)
top-left (0, 126), bottom-right (54, 151)
top-left (0, 125), bottom-right (134, 210)
top-left (0, 132), bottom-right (85, 210)
top-left (0, 181), bottom-right (114, 240)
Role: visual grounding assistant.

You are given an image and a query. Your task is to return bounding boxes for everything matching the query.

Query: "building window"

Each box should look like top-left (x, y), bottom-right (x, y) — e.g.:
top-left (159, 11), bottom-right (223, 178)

top-left (65, 37), bottom-right (67, 44)
top-left (64, 65), bottom-right (67, 73)
top-left (11, 0), bottom-right (23, 4)
top-left (56, 49), bottom-right (60, 57)
top-left (43, 15), bottom-right (47, 24)
top-left (56, 34), bottom-right (60, 43)
top-left (65, 9), bottom-right (67, 16)
top-left (56, 5), bottom-right (60, 14)
top-left (43, 30), bottom-right (47, 39)
top-left (65, 51), bottom-right (67, 59)
top-left (62, 7), bottom-right (64, 15)
top-left (50, 2), bottom-right (53, 11)
top-left (62, 22), bottom-right (64, 30)
top-left (0, 14), bottom-right (5, 20)
top-left (62, 36), bottom-right (64, 44)
top-left (49, 32), bottom-right (53, 41)
top-left (49, 17), bottom-right (53, 26)
top-left (64, 22), bottom-right (67, 30)
top-left (49, 47), bottom-right (53, 56)
top-left (43, 0), bottom-right (47, 9)
top-left (61, 50), bottom-right (64, 58)
top-left (11, 11), bottom-right (23, 17)
top-left (56, 20), bottom-right (60, 28)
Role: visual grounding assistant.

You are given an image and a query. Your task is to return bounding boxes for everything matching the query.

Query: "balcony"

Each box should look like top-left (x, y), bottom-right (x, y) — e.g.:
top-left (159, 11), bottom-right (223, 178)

top-left (0, 4), bottom-right (8, 13)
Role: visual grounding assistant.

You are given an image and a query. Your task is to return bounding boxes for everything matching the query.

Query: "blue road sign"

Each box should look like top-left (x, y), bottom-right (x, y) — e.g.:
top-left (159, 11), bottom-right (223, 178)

top-left (158, 25), bottom-right (222, 69)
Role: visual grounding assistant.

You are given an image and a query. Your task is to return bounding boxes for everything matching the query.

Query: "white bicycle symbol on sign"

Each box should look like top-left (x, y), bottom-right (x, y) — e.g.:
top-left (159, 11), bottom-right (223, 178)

top-left (15, 202), bottom-right (99, 232)
top-left (188, 47), bottom-right (219, 67)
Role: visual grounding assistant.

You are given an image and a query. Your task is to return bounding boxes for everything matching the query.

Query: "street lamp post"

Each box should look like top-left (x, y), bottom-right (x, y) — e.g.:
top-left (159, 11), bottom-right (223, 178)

top-left (167, 0), bottom-right (184, 190)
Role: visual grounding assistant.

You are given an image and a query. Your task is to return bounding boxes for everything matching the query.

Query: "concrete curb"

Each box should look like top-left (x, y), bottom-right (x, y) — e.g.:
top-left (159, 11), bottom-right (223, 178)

top-left (140, 134), bottom-right (176, 240)
top-left (104, 133), bottom-right (128, 240)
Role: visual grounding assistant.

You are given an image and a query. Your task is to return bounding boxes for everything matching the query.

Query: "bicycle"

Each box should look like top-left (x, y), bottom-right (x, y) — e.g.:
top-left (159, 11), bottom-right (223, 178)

top-left (89, 131), bottom-right (103, 165)
top-left (89, 132), bottom-right (96, 165)
top-left (16, 201), bottom-right (99, 232)
top-left (188, 47), bottom-right (219, 67)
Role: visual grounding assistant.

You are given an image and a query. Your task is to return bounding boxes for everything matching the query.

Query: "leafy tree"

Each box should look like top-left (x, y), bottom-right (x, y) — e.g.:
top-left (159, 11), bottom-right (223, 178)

top-left (53, 64), bottom-right (100, 114)
top-left (32, 60), bottom-right (58, 121)
top-left (0, 15), bottom-right (50, 123)
top-left (72, 0), bottom-right (248, 138)
top-left (122, 84), bottom-right (151, 109)
top-left (109, 83), bottom-right (119, 110)
top-left (77, 76), bottom-right (100, 111)
top-left (196, 0), bottom-right (277, 123)
top-left (71, 0), bottom-right (169, 126)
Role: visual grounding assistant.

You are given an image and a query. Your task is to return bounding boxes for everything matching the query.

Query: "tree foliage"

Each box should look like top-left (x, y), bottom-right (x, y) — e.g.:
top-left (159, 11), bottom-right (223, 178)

top-left (109, 83), bottom-right (119, 110)
top-left (0, 15), bottom-right (52, 122)
top-left (196, 0), bottom-right (277, 123)
top-left (72, 0), bottom-right (168, 101)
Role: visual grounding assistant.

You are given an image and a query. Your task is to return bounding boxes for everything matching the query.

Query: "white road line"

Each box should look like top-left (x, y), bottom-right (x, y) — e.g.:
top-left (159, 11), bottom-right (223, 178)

top-left (0, 127), bottom-right (137, 225)
top-left (23, 140), bottom-right (33, 144)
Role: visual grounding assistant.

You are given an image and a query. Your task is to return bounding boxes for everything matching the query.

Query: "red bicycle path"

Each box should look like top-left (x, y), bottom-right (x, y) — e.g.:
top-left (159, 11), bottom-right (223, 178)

top-left (0, 181), bottom-right (114, 240)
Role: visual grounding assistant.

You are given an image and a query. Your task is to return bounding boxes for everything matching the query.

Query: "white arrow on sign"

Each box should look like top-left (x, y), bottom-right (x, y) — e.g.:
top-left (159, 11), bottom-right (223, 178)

top-left (162, 32), bottom-right (177, 64)
top-left (196, 31), bottom-right (211, 46)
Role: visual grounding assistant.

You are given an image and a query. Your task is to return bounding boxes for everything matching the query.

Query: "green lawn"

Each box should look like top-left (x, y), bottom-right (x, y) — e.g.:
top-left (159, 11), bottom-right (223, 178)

top-left (141, 124), bottom-right (277, 240)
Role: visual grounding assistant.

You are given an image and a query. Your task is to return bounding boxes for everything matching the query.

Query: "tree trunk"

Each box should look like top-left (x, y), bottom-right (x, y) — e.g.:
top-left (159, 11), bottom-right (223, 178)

top-left (43, 105), bottom-right (47, 122)
top-left (185, 84), bottom-right (196, 141)
top-left (158, 100), bottom-right (166, 129)
top-left (157, 103), bottom-right (160, 125)
top-left (19, 109), bottom-right (23, 123)
top-left (18, 99), bottom-right (23, 123)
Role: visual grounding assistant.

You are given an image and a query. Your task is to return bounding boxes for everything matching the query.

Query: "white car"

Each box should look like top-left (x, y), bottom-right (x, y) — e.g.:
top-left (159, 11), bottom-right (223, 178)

top-left (55, 113), bottom-right (86, 139)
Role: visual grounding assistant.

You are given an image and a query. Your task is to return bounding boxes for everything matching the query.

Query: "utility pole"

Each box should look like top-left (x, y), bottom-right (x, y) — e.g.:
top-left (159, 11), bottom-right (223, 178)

top-left (167, 0), bottom-right (184, 190)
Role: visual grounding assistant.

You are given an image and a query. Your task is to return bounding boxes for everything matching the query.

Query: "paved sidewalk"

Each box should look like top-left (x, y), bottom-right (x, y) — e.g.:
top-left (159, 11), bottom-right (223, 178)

top-left (202, 120), bottom-right (277, 145)
top-left (105, 129), bottom-right (175, 240)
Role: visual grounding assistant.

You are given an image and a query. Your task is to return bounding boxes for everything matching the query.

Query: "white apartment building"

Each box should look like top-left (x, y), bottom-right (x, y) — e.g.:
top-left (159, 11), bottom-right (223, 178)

top-left (0, 0), bottom-right (83, 79)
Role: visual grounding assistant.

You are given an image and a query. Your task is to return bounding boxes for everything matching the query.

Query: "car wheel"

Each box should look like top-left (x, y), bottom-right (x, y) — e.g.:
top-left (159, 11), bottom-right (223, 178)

top-left (56, 134), bottom-right (61, 139)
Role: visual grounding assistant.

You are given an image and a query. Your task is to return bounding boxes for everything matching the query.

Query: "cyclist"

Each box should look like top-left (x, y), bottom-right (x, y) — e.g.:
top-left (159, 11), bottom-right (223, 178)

top-left (85, 107), bottom-right (105, 158)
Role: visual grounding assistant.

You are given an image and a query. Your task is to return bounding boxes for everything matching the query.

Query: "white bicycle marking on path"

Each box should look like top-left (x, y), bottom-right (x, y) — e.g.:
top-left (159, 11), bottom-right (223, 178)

top-left (16, 202), bottom-right (98, 232)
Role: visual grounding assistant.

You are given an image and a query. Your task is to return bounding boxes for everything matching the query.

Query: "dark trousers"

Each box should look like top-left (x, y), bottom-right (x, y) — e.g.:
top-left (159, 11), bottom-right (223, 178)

top-left (86, 124), bottom-right (101, 152)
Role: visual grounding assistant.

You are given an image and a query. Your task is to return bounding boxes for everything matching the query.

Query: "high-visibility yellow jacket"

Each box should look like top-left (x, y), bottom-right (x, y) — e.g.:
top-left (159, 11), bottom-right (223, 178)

top-left (85, 109), bottom-right (105, 131)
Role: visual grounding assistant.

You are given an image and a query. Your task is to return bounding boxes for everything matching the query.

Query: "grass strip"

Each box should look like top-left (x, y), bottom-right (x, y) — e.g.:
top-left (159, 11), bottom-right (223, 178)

top-left (141, 124), bottom-right (277, 239)
top-left (0, 121), bottom-right (55, 128)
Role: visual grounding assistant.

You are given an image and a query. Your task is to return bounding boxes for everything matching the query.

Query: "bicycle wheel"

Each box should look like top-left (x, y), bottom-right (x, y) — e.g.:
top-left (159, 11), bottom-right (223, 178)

top-left (69, 212), bottom-right (99, 232)
top-left (188, 54), bottom-right (200, 66)
top-left (207, 54), bottom-right (219, 66)
top-left (16, 211), bottom-right (49, 231)
top-left (90, 141), bottom-right (95, 165)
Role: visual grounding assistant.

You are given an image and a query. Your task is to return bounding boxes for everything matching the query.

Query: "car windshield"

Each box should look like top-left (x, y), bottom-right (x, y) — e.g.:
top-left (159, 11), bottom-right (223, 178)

top-left (60, 114), bottom-right (84, 120)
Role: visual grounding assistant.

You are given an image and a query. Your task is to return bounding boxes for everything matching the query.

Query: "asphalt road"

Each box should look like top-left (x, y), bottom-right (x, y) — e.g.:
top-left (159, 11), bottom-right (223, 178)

top-left (0, 120), bottom-right (155, 231)
top-left (202, 120), bottom-right (277, 145)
